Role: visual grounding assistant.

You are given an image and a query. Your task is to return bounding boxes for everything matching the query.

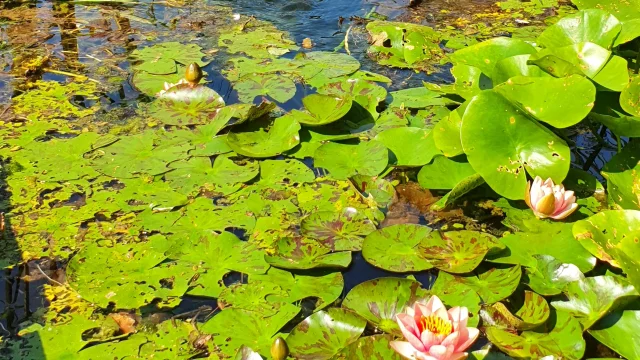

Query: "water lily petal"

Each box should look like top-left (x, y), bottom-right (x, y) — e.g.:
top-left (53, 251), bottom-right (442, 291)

top-left (428, 344), bottom-right (454, 360)
top-left (456, 327), bottom-right (479, 351)
top-left (390, 341), bottom-right (420, 359)
top-left (398, 313), bottom-right (420, 338)
top-left (447, 306), bottom-right (468, 330)
top-left (421, 330), bottom-right (438, 348)
top-left (551, 202), bottom-right (578, 220)
top-left (397, 314), bottom-right (426, 352)
top-left (441, 330), bottom-right (461, 348)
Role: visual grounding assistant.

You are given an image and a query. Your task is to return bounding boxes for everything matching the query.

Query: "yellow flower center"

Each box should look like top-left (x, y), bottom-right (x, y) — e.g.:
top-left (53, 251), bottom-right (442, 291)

top-left (419, 315), bottom-right (453, 336)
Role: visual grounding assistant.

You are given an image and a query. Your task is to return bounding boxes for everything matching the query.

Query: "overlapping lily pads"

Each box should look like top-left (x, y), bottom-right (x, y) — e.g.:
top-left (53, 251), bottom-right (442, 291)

top-left (314, 141), bottom-right (388, 179)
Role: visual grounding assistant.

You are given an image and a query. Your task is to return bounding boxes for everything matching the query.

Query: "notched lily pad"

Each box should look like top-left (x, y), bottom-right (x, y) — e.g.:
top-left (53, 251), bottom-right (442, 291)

top-left (227, 116), bottom-right (301, 158)
top-left (301, 208), bottom-right (377, 251)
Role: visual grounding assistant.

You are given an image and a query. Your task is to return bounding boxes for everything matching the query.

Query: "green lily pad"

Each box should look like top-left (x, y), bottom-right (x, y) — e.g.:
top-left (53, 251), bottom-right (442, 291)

top-left (67, 235), bottom-right (190, 308)
top-left (170, 231), bottom-right (269, 298)
top-left (572, 0), bottom-right (640, 46)
top-left (12, 80), bottom-right (99, 121)
top-left (314, 141), bottom-right (388, 180)
top-left (388, 87), bottom-right (456, 109)
top-left (433, 106), bottom-right (465, 157)
top-left (352, 174), bottom-right (397, 208)
top-left (602, 141), bottom-right (640, 210)
top-left (259, 159), bottom-right (315, 184)
top-left (165, 155), bottom-right (259, 196)
top-left (492, 54), bottom-right (550, 85)
top-left (430, 271), bottom-right (482, 327)
top-left (366, 21), bottom-right (442, 70)
top-left (362, 224), bottom-right (434, 273)
top-left (516, 291), bottom-right (552, 330)
top-left (294, 51), bottom-right (361, 81)
top-left (419, 231), bottom-right (504, 274)
top-left (425, 64), bottom-right (490, 100)
top-left (265, 236), bottom-right (352, 270)
top-left (537, 9), bottom-right (621, 49)
top-left (132, 66), bottom-right (188, 96)
top-left (319, 78), bottom-right (387, 117)
top-left (251, 267), bottom-right (343, 311)
top-left (201, 304), bottom-right (300, 357)
top-left (149, 85), bottom-right (226, 126)
top-left (374, 127), bottom-right (439, 167)
top-left (525, 255), bottom-right (585, 296)
top-left (301, 208), bottom-right (377, 251)
top-left (130, 42), bottom-right (209, 74)
top-left (486, 310), bottom-right (585, 359)
top-left (227, 116), bottom-right (301, 158)
top-left (234, 74), bottom-right (297, 103)
top-left (551, 275), bottom-right (639, 329)
top-left (418, 156), bottom-right (477, 190)
top-left (291, 94), bottom-right (353, 126)
top-left (219, 26), bottom-right (298, 59)
top-left (589, 310), bottom-right (640, 359)
top-left (218, 281), bottom-right (288, 316)
top-left (572, 210), bottom-right (640, 267)
top-left (91, 132), bottom-right (191, 178)
top-left (449, 37), bottom-right (537, 78)
top-left (333, 334), bottom-right (403, 360)
top-left (287, 308), bottom-right (366, 360)
top-left (430, 173), bottom-right (486, 211)
top-left (621, 76), bottom-right (640, 117)
top-left (455, 265), bottom-right (522, 304)
top-left (461, 90), bottom-right (570, 200)
top-left (493, 75), bottom-right (596, 128)
top-left (342, 277), bottom-right (429, 334)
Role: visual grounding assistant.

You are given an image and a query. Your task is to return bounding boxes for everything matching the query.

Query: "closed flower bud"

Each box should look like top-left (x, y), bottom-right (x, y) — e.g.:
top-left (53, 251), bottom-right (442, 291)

top-left (185, 63), bottom-right (203, 85)
top-left (270, 336), bottom-right (289, 360)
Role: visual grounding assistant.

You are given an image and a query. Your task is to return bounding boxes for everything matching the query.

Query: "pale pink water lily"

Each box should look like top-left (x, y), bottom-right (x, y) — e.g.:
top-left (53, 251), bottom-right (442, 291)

top-left (390, 295), bottom-right (479, 360)
top-left (525, 176), bottom-right (578, 220)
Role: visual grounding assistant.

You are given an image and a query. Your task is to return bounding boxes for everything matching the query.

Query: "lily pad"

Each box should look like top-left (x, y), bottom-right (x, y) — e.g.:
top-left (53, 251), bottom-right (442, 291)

top-left (491, 54), bottom-right (550, 85)
top-left (286, 308), bottom-right (366, 360)
top-left (388, 87), bottom-right (456, 109)
top-left (201, 304), bottom-right (300, 357)
top-left (418, 156), bottom-right (477, 190)
top-left (589, 310), bottom-right (640, 359)
top-left (319, 78), bottom-right (387, 117)
top-left (461, 90), bottom-right (570, 200)
top-left (91, 132), bottom-right (191, 178)
top-left (454, 265), bottom-right (522, 304)
top-left (264, 236), bottom-right (352, 270)
top-left (292, 94), bottom-right (353, 126)
top-left (430, 173), bottom-right (486, 211)
top-left (516, 291), bottom-right (552, 330)
top-left (486, 310), bottom-right (585, 359)
top-left (301, 208), bottom-right (377, 251)
top-left (572, 0), bottom-right (640, 46)
top-left (219, 27), bottom-right (298, 59)
top-left (251, 267), bottom-right (344, 311)
top-left (333, 334), bottom-right (403, 360)
top-left (259, 159), bottom-right (315, 184)
top-left (227, 116), bottom-right (301, 158)
top-left (362, 224), bottom-right (434, 273)
top-left (602, 141), bottom-right (640, 210)
top-left (149, 85), bottom-right (226, 126)
top-left (419, 231), bottom-right (504, 274)
top-left (620, 76), bottom-right (640, 117)
top-left (342, 277), bottom-right (429, 334)
top-left (314, 141), bottom-right (388, 180)
top-left (165, 155), bottom-right (259, 196)
top-left (537, 9), bottom-right (621, 49)
top-left (551, 275), bottom-right (639, 329)
top-left (130, 42), bottom-right (209, 74)
top-left (374, 127), bottom-right (439, 167)
top-left (525, 255), bottom-right (585, 296)
top-left (430, 271), bottom-right (482, 327)
top-left (449, 37), bottom-right (537, 78)
top-left (234, 74), bottom-right (297, 103)
top-left (433, 106), bottom-right (465, 157)
top-left (366, 21), bottom-right (442, 70)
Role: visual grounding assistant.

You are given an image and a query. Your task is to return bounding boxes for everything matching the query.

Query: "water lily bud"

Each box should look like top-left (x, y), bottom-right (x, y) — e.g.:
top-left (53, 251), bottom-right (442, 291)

top-left (525, 176), bottom-right (578, 220)
top-left (270, 337), bottom-right (289, 360)
top-left (185, 63), bottom-right (203, 85)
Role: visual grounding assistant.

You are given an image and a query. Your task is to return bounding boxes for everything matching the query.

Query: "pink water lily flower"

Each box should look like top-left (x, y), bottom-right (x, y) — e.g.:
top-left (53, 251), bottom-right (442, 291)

top-left (525, 176), bottom-right (578, 220)
top-left (390, 295), bottom-right (479, 360)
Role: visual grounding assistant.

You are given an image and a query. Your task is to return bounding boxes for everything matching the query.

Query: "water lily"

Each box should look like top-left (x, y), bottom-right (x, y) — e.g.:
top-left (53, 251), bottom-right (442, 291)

top-left (525, 176), bottom-right (578, 220)
top-left (390, 295), bottom-right (479, 360)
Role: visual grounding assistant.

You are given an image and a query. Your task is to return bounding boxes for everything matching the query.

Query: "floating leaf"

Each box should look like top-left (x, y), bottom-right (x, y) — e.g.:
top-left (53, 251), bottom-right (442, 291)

top-left (333, 334), bottom-right (403, 360)
top-left (433, 106), bottom-right (465, 157)
top-left (430, 271), bottom-right (482, 327)
top-left (430, 173), bottom-right (485, 211)
top-left (525, 255), bottom-right (585, 296)
top-left (516, 291), bottom-right (551, 330)
top-left (455, 266), bottom-right (522, 304)
top-left (287, 308), bottom-right (366, 360)
top-left (201, 304), bottom-right (300, 357)
top-left (301, 208), bottom-right (377, 251)
top-left (259, 159), bottom-right (315, 184)
top-left (314, 141), bottom-right (388, 180)
top-left (374, 127), bottom-right (439, 167)
top-left (419, 231), bottom-right (503, 274)
top-left (227, 116), bottom-right (301, 158)
top-left (290, 94), bottom-right (353, 126)
top-left (589, 310), bottom-right (640, 359)
top-left (551, 276), bottom-right (639, 329)
top-left (537, 9), bottom-right (621, 49)
top-left (602, 140), bottom-right (640, 210)
top-left (362, 224), bottom-right (434, 273)
top-left (149, 85), bottom-right (225, 126)
top-left (218, 27), bottom-right (298, 59)
top-left (319, 78), bottom-right (387, 117)
top-left (366, 21), bottom-right (442, 70)
top-left (265, 237), bottom-right (352, 270)
top-left (388, 87), bottom-right (456, 108)
top-left (130, 42), bottom-right (209, 74)
top-left (234, 74), bottom-right (297, 103)
top-left (449, 37), bottom-right (537, 78)
top-left (166, 155), bottom-right (258, 196)
top-left (461, 90), bottom-right (570, 200)
top-left (418, 156), bottom-right (477, 190)
top-left (342, 277), bottom-right (429, 334)
top-left (486, 310), bottom-right (585, 359)
top-left (492, 54), bottom-right (550, 85)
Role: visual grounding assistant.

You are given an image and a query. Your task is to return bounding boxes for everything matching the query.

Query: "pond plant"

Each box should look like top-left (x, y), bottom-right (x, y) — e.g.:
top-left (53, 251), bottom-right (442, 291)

top-left (0, 0), bottom-right (639, 359)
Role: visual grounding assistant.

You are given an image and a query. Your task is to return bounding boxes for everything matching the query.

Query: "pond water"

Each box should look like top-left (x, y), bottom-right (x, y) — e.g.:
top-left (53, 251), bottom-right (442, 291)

top-left (0, 0), bottom-right (636, 359)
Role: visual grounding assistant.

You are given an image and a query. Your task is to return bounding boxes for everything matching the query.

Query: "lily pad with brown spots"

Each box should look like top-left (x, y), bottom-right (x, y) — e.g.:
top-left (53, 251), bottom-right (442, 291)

top-left (149, 85), bottom-right (225, 126)
top-left (264, 236), bottom-right (352, 270)
top-left (361, 224), bottom-right (434, 273)
top-left (419, 230), bottom-right (504, 274)
top-left (301, 208), bottom-right (377, 251)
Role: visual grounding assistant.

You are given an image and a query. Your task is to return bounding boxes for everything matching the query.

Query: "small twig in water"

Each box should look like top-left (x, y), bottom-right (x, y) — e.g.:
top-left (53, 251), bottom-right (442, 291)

top-left (344, 25), bottom-right (353, 55)
top-left (34, 263), bottom-right (66, 287)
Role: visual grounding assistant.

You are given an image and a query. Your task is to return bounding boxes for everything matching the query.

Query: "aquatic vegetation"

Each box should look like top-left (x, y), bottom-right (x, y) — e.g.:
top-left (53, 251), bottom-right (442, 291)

top-left (525, 177), bottom-right (579, 220)
top-left (2, 0), bottom-right (640, 359)
top-left (389, 295), bottom-right (479, 360)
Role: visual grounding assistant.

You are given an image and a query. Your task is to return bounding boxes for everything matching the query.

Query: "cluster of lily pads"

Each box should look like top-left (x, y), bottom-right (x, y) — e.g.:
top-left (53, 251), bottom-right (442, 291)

top-left (0, 0), bottom-right (640, 359)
